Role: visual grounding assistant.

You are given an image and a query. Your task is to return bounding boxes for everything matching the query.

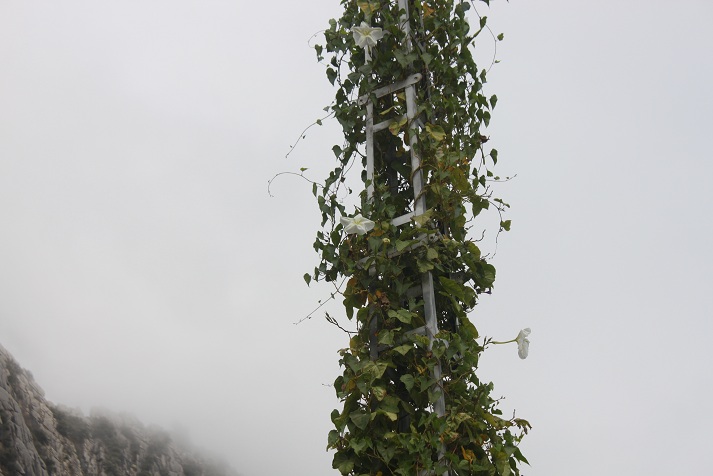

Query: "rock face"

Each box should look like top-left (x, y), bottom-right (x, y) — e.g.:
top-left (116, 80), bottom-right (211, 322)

top-left (0, 344), bottom-right (237, 476)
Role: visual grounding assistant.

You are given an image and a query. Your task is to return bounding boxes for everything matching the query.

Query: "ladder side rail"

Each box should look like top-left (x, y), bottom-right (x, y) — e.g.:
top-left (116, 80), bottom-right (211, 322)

top-left (360, 1), bottom-right (448, 472)
top-left (366, 101), bottom-right (375, 200)
top-left (398, 1), bottom-right (448, 474)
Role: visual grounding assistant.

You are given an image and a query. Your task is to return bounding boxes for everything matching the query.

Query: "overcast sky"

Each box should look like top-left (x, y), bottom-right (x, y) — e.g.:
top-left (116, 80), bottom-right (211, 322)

top-left (1, 1), bottom-right (712, 475)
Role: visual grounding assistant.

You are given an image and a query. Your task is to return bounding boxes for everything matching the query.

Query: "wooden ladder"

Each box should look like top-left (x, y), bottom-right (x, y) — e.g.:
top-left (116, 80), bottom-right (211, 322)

top-left (360, 1), bottom-right (448, 473)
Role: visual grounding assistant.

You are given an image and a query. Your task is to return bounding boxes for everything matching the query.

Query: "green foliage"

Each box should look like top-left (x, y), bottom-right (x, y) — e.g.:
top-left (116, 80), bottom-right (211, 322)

top-left (90, 417), bottom-right (134, 476)
top-left (0, 410), bottom-right (20, 474)
top-left (183, 459), bottom-right (203, 476)
top-left (53, 406), bottom-right (91, 445)
top-left (5, 359), bottom-right (21, 388)
top-left (311, 0), bottom-right (529, 475)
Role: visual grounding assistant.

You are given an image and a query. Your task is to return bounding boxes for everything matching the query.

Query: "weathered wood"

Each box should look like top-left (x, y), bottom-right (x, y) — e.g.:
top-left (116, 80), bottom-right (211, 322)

top-left (357, 73), bottom-right (422, 105)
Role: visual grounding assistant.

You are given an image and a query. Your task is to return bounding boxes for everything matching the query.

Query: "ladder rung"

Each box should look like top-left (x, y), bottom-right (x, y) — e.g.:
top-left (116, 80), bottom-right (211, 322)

top-left (391, 212), bottom-right (414, 227)
top-left (405, 325), bottom-right (427, 337)
top-left (360, 233), bottom-right (438, 274)
top-left (373, 114), bottom-right (407, 133)
top-left (358, 73), bottom-right (423, 105)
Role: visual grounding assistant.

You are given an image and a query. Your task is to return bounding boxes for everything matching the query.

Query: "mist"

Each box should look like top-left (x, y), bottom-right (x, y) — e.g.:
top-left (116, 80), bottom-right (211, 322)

top-left (1, 1), bottom-right (712, 475)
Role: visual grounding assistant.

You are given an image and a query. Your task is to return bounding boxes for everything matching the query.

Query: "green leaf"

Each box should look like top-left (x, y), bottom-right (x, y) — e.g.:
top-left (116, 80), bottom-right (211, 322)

top-left (411, 208), bottom-right (433, 226)
top-left (326, 67), bottom-right (337, 85)
top-left (327, 429), bottom-right (340, 449)
top-left (500, 219), bottom-right (512, 231)
top-left (388, 116), bottom-right (407, 135)
top-left (439, 276), bottom-right (465, 301)
top-left (425, 123), bottom-right (446, 141)
top-left (349, 410), bottom-right (370, 430)
top-left (416, 257), bottom-right (434, 273)
top-left (466, 241), bottom-right (482, 261)
top-left (349, 437), bottom-right (370, 454)
top-left (513, 446), bottom-right (530, 465)
top-left (363, 361), bottom-right (389, 379)
top-left (377, 441), bottom-right (396, 463)
top-left (372, 386), bottom-right (387, 401)
top-left (388, 309), bottom-right (412, 324)
top-left (460, 317), bottom-right (479, 340)
top-left (427, 387), bottom-right (442, 404)
top-left (303, 273), bottom-right (311, 286)
top-left (393, 49), bottom-right (409, 67)
top-left (393, 344), bottom-right (412, 356)
top-left (496, 460), bottom-right (512, 476)
top-left (479, 263), bottom-right (496, 288)
top-left (471, 197), bottom-right (489, 217)
top-left (400, 374), bottom-right (415, 391)
top-left (395, 239), bottom-right (418, 252)
top-left (426, 248), bottom-right (439, 260)
top-left (378, 329), bottom-right (394, 346)
top-left (379, 410), bottom-right (398, 422)
top-left (497, 32), bottom-right (505, 41)
top-left (337, 460), bottom-right (354, 475)
top-left (357, 0), bottom-right (380, 16)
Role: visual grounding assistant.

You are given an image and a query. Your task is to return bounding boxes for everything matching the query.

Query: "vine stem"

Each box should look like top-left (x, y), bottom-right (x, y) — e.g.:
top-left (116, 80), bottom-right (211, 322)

top-left (490, 338), bottom-right (516, 344)
top-left (284, 110), bottom-right (334, 160)
top-left (267, 170), bottom-right (323, 198)
top-left (293, 276), bottom-right (348, 325)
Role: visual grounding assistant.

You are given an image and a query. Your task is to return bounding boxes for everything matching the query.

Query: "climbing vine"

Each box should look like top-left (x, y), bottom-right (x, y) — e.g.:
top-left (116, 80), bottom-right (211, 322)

top-left (307, 1), bottom-right (530, 474)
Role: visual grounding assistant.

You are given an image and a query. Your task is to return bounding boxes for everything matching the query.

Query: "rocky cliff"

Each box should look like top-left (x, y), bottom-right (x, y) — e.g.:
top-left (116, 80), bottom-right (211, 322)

top-left (0, 344), bottom-right (237, 476)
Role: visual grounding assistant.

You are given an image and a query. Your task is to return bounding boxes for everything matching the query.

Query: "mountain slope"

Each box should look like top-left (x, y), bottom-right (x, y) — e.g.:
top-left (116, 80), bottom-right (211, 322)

top-left (0, 343), bottom-right (237, 476)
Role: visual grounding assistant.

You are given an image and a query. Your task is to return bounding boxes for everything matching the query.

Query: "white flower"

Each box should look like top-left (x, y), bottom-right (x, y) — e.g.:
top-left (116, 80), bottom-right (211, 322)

top-left (340, 214), bottom-right (375, 236)
top-left (492, 328), bottom-right (531, 359)
top-left (351, 22), bottom-right (384, 61)
top-left (516, 328), bottom-right (531, 359)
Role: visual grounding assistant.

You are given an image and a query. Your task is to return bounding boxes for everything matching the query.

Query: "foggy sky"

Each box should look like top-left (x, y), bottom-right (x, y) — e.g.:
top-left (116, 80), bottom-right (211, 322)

top-left (1, 1), bottom-right (712, 475)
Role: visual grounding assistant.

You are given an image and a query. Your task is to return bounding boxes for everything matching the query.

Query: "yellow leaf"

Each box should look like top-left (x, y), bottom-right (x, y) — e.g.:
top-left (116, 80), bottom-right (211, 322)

top-left (357, 0), bottom-right (380, 16)
top-left (372, 386), bottom-right (387, 401)
top-left (357, 0), bottom-right (369, 14)
top-left (383, 411), bottom-right (398, 421)
top-left (349, 336), bottom-right (360, 352)
top-left (388, 116), bottom-right (407, 136)
top-left (461, 446), bottom-right (475, 463)
top-left (411, 208), bottom-right (434, 226)
top-left (425, 122), bottom-right (446, 141)
top-left (422, 2), bottom-right (435, 18)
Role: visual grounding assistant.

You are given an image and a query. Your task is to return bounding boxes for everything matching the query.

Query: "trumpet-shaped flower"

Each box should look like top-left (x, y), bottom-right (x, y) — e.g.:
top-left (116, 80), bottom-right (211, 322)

top-left (492, 328), bottom-right (531, 359)
top-left (516, 328), bottom-right (531, 359)
top-left (340, 214), bottom-right (375, 236)
top-left (351, 22), bottom-right (384, 61)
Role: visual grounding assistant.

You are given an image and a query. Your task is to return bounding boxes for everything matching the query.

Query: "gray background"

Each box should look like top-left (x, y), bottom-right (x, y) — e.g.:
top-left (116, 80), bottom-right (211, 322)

top-left (1, 1), bottom-right (711, 475)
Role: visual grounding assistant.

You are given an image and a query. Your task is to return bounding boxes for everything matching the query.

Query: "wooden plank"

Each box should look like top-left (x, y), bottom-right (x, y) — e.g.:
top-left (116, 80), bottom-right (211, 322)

top-left (358, 73), bottom-right (422, 105)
